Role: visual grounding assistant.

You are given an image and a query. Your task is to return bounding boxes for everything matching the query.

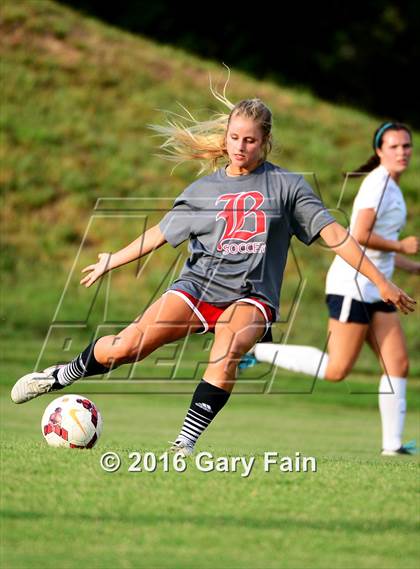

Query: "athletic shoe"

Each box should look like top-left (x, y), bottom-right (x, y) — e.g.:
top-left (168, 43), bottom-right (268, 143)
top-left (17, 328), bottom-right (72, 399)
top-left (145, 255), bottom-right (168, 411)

top-left (11, 365), bottom-right (65, 404)
top-left (168, 439), bottom-right (195, 457)
top-left (381, 443), bottom-right (417, 456)
top-left (238, 353), bottom-right (258, 370)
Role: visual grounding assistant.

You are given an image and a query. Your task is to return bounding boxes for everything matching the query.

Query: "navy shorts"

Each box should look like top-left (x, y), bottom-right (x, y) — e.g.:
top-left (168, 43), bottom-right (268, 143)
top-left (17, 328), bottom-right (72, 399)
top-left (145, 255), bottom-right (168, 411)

top-left (326, 294), bottom-right (396, 324)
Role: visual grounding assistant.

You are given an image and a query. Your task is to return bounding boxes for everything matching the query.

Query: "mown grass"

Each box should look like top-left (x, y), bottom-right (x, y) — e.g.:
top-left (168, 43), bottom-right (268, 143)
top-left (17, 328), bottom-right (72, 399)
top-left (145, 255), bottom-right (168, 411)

top-left (1, 337), bottom-right (420, 568)
top-left (1, 377), bottom-right (419, 569)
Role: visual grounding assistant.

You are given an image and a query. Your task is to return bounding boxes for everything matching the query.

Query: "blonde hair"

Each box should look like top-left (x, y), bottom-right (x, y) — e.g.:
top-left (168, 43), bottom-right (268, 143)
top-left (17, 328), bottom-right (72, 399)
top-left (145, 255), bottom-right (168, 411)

top-left (149, 82), bottom-right (273, 174)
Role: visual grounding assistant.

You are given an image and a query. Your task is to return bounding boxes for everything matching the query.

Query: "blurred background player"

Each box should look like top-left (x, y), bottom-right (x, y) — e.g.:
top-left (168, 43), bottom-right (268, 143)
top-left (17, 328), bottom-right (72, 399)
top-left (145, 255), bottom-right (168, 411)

top-left (248, 122), bottom-right (419, 455)
top-left (11, 101), bottom-right (416, 456)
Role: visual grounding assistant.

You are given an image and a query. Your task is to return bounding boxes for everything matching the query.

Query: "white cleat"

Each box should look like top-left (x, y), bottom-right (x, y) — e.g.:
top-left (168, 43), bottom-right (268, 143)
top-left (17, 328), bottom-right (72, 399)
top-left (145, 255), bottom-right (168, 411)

top-left (11, 365), bottom-right (64, 404)
top-left (169, 439), bottom-right (195, 457)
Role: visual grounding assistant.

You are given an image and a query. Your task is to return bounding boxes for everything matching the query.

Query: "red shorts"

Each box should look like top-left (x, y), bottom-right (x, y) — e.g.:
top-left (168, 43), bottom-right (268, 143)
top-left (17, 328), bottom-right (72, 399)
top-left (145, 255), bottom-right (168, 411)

top-left (164, 289), bottom-right (275, 334)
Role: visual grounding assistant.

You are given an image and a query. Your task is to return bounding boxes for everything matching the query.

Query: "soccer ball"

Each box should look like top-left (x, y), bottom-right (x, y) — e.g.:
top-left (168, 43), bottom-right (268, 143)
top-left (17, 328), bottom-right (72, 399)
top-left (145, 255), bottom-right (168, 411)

top-left (41, 394), bottom-right (103, 449)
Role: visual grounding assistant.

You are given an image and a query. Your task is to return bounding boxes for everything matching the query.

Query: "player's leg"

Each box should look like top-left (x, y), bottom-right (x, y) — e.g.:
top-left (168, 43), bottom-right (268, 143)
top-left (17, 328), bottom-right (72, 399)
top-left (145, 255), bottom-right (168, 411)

top-left (92, 292), bottom-right (203, 367)
top-left (203, 302), bottom-right (268, 390)
top-left (365, 310), bottom-right (411, 454)
top-left (172, 302), bottom-right (267, 454)
top-left (366, 310), bottom-right (409, 377)
top-left (11, 293), bottom-right (202, 403)
top-left (252, 295), bottom-right (369, 381)
top-left (323, 319), bottom-right (369, 381)
top-left (251, 318), bottom-right (368, 382)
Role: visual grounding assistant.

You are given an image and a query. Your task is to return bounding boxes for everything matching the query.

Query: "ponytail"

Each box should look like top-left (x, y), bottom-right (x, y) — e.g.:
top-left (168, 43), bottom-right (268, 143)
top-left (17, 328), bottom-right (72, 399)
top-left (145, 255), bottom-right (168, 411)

top-left (347, 154), bottom-right (380, 177)
top-left (149, 80), bottom-right (273, 174)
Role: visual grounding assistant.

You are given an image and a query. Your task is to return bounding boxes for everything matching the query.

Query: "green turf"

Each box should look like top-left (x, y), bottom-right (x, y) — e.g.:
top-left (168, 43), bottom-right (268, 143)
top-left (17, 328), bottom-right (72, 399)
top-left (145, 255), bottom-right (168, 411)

top-left (1, 336), bottom-right (420, 569)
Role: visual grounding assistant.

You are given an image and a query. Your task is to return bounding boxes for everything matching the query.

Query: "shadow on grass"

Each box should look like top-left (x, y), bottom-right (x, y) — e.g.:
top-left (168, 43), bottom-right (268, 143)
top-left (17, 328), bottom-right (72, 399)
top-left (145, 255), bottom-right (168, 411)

top-left (2, 509), bottom-right (418, 534)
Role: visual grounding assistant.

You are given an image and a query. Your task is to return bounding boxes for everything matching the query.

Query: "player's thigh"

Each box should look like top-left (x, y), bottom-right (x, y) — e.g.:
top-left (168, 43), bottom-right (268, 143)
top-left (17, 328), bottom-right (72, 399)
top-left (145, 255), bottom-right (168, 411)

top-left (113, 293), bottom-right (203, 357)
top-left (366, 311), bottom-right (409, 376)
top-left (203, 303), bottom-right (267, 389)
top-left (209, 302), bottom-right (267, 362)
top-left (325, 318), bottom-right (369, 380)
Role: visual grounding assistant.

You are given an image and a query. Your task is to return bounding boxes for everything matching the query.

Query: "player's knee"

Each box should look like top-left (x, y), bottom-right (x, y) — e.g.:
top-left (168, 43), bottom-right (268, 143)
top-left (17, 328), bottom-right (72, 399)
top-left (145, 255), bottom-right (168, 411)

top-left (324, 364), bottom-right (350, 382)
top-left (225, 335), bottom-right (255, 363)
top-left (220, 343), bottom-right (252, 373)
top-left (390, 354), bottom-right (409, 378)
top-left (209, 346), bottom-right (245, 374)
top-left (400, 359), bottom-right (409, 378)
top-left (107, 337), bottom-right (140, 365)
top-left (215, 323), bottom-right (259, 355)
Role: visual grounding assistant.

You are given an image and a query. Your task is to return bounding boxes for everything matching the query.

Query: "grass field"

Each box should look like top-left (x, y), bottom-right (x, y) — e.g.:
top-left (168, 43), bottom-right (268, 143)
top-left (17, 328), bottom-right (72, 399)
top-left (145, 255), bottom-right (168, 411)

top-left (1, 337), bottom-right (420, 568)
top-left (1, 1), bottom-right (420, 568)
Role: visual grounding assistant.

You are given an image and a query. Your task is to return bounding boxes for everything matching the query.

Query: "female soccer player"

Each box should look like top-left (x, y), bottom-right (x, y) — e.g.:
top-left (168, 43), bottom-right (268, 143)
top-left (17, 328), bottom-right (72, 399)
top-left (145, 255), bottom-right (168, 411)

top-left (250, 122), bottom-right (418, 455)
top-left (11, 102), bottom-right (416, 456)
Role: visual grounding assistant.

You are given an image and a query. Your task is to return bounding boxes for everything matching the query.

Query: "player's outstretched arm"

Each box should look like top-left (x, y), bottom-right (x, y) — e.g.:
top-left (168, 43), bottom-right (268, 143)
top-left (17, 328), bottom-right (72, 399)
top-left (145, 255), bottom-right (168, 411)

top-left (320, 222), bottom-right (416, 314)
top-left (80, 224), bottom-right (167, 288)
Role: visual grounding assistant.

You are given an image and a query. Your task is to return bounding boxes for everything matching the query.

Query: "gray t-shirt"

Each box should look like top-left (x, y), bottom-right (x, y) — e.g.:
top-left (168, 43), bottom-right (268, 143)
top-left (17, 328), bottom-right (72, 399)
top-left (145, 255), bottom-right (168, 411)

top-left (159, 161), bottom-right (334, 319)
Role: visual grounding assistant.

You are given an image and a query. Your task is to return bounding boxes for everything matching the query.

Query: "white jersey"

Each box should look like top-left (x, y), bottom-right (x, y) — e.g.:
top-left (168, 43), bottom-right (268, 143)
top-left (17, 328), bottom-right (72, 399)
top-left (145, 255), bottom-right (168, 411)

top-left (326, 165), bottom-right (407, 302)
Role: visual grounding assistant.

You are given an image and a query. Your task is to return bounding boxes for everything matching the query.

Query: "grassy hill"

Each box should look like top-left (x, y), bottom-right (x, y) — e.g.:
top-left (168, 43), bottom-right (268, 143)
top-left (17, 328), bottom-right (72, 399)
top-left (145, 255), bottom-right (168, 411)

top-left (1, 0), bottom-right (419, 368)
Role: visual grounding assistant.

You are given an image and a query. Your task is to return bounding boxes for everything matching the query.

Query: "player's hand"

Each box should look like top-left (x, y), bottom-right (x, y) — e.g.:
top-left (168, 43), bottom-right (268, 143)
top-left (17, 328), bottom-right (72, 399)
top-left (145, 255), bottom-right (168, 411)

top-left (80, 253), bottom-right (112, 288)
top-left (377, 279), bottom-right (416, 314)
top-left (399, 236), bottom-right (419, 255)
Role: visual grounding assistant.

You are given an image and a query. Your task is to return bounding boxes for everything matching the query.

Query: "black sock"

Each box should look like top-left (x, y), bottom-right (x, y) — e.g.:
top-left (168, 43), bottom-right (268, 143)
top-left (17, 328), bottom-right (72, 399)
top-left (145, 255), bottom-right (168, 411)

top-left (175, 379), bottom-right (231, 447)
top-left (53, 340), bottom-right (110, 387)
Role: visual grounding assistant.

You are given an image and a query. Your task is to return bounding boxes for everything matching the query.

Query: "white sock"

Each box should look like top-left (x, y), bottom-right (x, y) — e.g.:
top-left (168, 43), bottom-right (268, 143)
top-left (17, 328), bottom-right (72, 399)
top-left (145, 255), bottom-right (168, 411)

top-left (379, 374), bottom-right (407, 452)
top-left (253, 344), bottom-right (329, 379)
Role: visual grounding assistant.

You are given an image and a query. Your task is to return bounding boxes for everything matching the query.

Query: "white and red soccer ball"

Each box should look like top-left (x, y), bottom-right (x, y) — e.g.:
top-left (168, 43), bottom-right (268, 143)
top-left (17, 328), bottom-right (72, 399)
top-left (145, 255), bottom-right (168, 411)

top-left (41, 394), bottom-right (103, 449)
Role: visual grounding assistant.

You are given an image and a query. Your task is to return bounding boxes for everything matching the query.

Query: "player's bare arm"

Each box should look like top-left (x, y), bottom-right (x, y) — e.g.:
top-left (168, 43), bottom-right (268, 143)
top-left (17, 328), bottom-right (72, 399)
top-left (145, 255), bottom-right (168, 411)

top-left (352, 208), bottom-right (419, 254)
top-left (80, 224), bottom-right (167, 288)
top-left (395, 254), bottom-right (420, 274)
top-left (320, 221), bottom-right (416, 314)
